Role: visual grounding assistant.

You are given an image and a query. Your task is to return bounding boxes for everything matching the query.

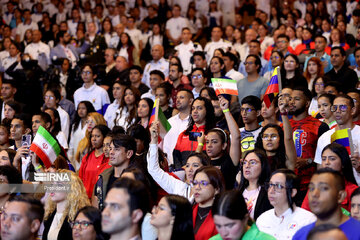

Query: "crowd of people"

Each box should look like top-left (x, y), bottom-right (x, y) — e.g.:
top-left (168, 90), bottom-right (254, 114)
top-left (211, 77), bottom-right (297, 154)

top-left (1, 0), bottom-right (360, 239)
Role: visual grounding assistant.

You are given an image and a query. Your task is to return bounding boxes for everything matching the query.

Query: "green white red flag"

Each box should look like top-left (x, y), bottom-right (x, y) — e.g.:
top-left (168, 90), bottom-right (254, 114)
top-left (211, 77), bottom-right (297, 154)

top-left (211, 78), bottom-right (238, 96)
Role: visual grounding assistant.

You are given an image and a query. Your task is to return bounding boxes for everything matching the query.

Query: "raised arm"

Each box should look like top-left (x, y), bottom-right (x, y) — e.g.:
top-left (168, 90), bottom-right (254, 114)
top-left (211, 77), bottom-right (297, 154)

top-left (219, 96), bottom-right (241, 166)
top-left (278, 95), bottom-right (296, 170)
top-left (148, 121), bottom-right (189, 197)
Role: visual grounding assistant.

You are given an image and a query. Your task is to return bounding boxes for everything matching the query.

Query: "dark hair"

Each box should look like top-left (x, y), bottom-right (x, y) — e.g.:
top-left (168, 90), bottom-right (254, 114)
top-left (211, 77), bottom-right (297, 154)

top-left (170, 63), bottom-right (183, 73)
top-left (74, 101), bottom-right (96, 131)
top-left (110, 178), bottom-right (150, 227)
top-left (45, 87), bottom-right (61, 102)
top-left (209, 56), bottom-right (226, 77)
top-left (13, 113), bottom-right (32, 131)
top-left (118, 86), bottom-right (141, 127)
top-left (317, 93), bottom-right (335, 106)
top-left (255, 124), bottom-right (286, 171)
top-left (324, 81), bottom-right (341, 94)
top-left (241, 95), bottom-right (262, 111)
top-left (127, 124), bottom-right (150, 153)
top-left (1, 149), bottom-right (16, 166)
top-left (270, 169), bottom-right (299, 211)
top-left (4, 100), bottom-right (21, 117)
top-left (351, 187), bottom-right (360, 202)
top-left (191, 68), bottom-right (207, 80)
top-left (212, 190), bottom-right (248, 220)
top-left (0, 165), bottom-right (22, 184)
top-left (129, 65), bottom-right (143, 74)
top-left (111, 134), bottom-right (137, 160)
top-left (311, 77), bottom-right (327, 97)
top-left (43, 108), bottom-right (61, 136)
top-left (335, 94), bottom-right (355, 108)
top-left (178, 88), bottom-right (195, 100)
top-left (277, 34), bottom-right (290, 42)
top-left (186, 152), bottom-right (211, 166)
top-left (238, 149), bottom-right (271, 193)
top-left (74, 206), bottom-right (107, 240)
top-left (292, 86), bottom-right (313, 102)
top-left (313, 168), bottom-right (345, 191)
top-left (314, 35), bottom-right (327, 43)
top-left (164, 195), bottom-right (194, 240)
top-left (199, 87), bottom-right (217, 100)
top-left (169, 56), bottom-right (184, 70)
top-left (137, 98), bottom-right (154, 123)
top-left (207, 128), bottom-right (229, 144)
top-left (86, 124), bottom-right (110, 161)
top-left (194, 166), bottom-right (225, 196)
top-left (193, 51), bottom-right (206, 60)
top-left (185, 97), bottom-right (215, 135)
top-left (150, 70), bottom-right (165, 80)
top-left (246, 54), bottom-right (261, 73)
top-left (156, 82), bottom-right (172, 98)
top-left (321, 143), bottom-right (357, 185)
top-left (8, 195), bottom-right (44, 223)
top-left (307, 224), bottom-right (343, 240)
top-left (118, 32), bottom-right (134, 49)
top-left (331, 46), bottom-right (346, 57)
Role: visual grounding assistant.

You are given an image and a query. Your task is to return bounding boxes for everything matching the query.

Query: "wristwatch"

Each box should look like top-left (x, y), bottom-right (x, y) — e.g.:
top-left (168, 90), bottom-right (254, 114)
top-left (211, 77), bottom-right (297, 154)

top-left (307, 158), bottom-right (313, 165)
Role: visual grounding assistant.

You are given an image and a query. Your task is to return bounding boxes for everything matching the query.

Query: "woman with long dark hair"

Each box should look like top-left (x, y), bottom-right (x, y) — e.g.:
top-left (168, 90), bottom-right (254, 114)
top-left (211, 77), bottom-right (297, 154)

top-left (151, 194), bottom-right (194, 240)
top-left (72, 206), bottom-right (108, 240)
top-left (44, 108), bottom-right (68, 150)
top-left (238, 149), bottom-right (272, 221)
top-left (173, 97), bottom-right (215, 168)
top-left (280, 54), bottom-right (307, 89)
top-left (114, 86), bottom-right (140, 131)
top-left (137, 97), bottom-right (154, 129)
top-left (117, 32), bottom-right (139, 66)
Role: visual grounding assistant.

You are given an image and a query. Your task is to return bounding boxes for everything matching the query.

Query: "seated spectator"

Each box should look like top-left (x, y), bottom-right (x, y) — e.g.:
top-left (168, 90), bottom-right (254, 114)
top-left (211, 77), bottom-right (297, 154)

top-left (303, 35), bottom-right (332, 74)
top-left (1, 195), bottom-right (44, 240)
top-left (294, 27), bottom-right (315, 55)
top-left (324, 81), bottom-right (341, 96)
top-left (325, 28), bottom-right (350, 55)
top-left (43, 170), bottom-right (90, 240)
top-left (0, 165), bottom-right (22, 208)
top-left (71, 206), bottom-right (108, 240)
top-left (210, 190), bottom-right (275, 240)
top-left (142, 70), bottom-right (165, 101)
top-left (44, 108), bottom-right (69, 150)
top-left (136, 98), bottom-right (154, 129)
top-left (155, 83), bottom-right (174, 119)
top-left (191, 68), bottom-right (207, 99)
top-left (260, 97), bottom-right (281, 127)
top-left (129, 65), bottom-right (149, 96)
top-left (3, 100), bottom-right (21, 122)
top-left (307, 224), bottom-right (348, 240)
top-left (293, 168), bottom-right (360, 240)
top-left (257, 169), bottom-right (316, 239)
top-left (280, 54), bottom-right (308, 89)
top-left (351, 188), bottom-right (360, 221)
top-left (304, 57), bottom-right (325, 91)
top-left (151, 194), bottom-right (194, 240)
top-left (317, 93), bottom-right (337, 129)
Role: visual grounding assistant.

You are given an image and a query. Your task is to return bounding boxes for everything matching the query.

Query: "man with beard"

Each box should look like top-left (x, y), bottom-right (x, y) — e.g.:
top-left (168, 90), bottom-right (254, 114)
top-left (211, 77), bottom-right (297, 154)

top-left (293, 169), bottom-right (360, 240)
top-left (50, 31), bottom-right (89, 68)
top-left (288, 87), bottom-right (329, 204)
top-left (168, 64), bottom-right (193, 105)
top-left (163, 89), bottom-right (194, 167)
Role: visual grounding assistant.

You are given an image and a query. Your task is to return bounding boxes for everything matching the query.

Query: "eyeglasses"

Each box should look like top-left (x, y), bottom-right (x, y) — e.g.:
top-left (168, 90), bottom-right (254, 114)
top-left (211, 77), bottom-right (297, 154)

top-left (330, 105), bottom-right (348, 112)
top-left (242, 159), bottom-right (259, 166)
top-left (191, 74), bottom-right (203, 79)
top-left (191, 180), bottom-right (210, 187)
top-left (71, 220), bottom-right (93, 229)
top-left (244, 61), bottom-right (254, 65)
top-left (82, 71), bottom-right (92, 75)
top-left (240, 107), bottom-right (255, 113)
top-left (276, 40), bottom-right (288, 44)
top-left (262, 135), bottom-right (278, 141)
top-left (264, 182), bottom-right (287, 192)
top-left (315, 83), bottom-right (324, 87)
top-left (44, 95), bottom-right (55, 100)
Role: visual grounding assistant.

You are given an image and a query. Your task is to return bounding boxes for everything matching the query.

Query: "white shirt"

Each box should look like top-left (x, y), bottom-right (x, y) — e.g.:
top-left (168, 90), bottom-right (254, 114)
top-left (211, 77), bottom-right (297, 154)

top-left (256, 207), bottom-right (316, 240)
top-left (141, 90), bottom-right (155, 101)
top-left (125, 28), bottom-right (142, 49)
top-left (175, 41), bottom-right (203, 75)
top-left (104, 100), bottom-right (120, 129)
top-left (57, 106), bottom-right (70, 140)
top-left (314, 125), bottom-right (360, 164)
top-left (24, 41), bottom-right (51, 64)
top-left (0, 56), bottom-right (21, 79)
top-left (73, 83), bottom-right (110, 112)
top-left (16, 21), bottom-right (38, 42)
top-left (165, 17), bottom-right (189, 41)
top-left (226, 69), bottom-right (245, 83)
top-left (0, 50), bottom-right (9, 62)
top-left (163, 113), bottom-right (189, 165)
top-left (68, 122), bottom-right (87, 170)
top-left (204, 39), bottom-right (233, 63)
top-left (238, 43), bottom-right (249, 62)
top-left (56, 131), bottom-right (69, 149)
top-left (141, 58), bottom-right (169, 87)
top-left (114, 107), bottom-right (135, 131)
top-left (67, 20), bottom-right (79, 37)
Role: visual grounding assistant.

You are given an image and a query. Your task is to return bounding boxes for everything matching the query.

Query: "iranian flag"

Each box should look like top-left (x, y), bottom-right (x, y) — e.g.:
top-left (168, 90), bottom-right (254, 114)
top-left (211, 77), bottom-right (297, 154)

top-left (29, 126), bottom-right (61, 168)
top-left (211, 78), bottom-right (238, 96)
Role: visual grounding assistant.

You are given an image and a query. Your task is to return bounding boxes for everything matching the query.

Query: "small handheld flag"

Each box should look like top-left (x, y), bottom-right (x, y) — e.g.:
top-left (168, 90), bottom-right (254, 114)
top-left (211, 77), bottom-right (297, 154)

top-left (331, 128), bottom-right (353, 155)
top-left (211, 78), bottom-right (238, 96)
top-left (29, 126), bottom-right (61, 168)
top-left (149, 99), bottom-right (172, 141)
top-left (263, 67), bottom-right (281, 108)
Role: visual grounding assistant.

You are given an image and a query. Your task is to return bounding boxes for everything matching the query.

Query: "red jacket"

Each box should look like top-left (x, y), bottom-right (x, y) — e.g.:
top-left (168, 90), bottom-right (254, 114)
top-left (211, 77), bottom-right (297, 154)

top-left (193, 204), bottom-right (218, 240)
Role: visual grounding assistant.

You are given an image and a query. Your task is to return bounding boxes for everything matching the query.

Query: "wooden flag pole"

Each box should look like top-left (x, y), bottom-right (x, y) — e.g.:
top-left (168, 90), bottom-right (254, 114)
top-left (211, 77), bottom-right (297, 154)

top-left (154, 98), bottom-right (159, 122)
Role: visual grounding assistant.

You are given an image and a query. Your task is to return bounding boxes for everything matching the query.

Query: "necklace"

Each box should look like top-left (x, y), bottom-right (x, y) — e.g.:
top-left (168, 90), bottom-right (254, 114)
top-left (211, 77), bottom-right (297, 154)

top-left (198, 211), bottom-right (209, 220)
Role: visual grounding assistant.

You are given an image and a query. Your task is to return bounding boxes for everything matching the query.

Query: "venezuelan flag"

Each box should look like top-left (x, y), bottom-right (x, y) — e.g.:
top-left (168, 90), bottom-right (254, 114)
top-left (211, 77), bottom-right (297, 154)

top-left (263, 67), bottom-right (280, 108)
top-left (149, 99), bottom-right (172, 141)
top-left (331, 129), bottom-right (353, 155)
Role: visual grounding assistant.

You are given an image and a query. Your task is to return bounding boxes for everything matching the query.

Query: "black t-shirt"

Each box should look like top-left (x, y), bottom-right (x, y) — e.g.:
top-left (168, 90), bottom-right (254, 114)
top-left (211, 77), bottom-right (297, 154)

top-left (106, 171), bottom-right (119, 192)
top-left (211, 153), bottom-right (238, 190)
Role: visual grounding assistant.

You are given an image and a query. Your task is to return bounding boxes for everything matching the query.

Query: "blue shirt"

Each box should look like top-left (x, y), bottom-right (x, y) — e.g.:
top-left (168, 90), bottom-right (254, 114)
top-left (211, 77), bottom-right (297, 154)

top-left (292, 217), bottom-right (360, 240)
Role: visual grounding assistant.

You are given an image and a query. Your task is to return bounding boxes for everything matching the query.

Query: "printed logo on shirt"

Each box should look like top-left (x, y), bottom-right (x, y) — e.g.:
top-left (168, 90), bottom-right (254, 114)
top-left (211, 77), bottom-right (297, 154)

top-left (288, 223), bottom-right (297, 230)
top-left (293, 130), bottom-right (307, 157)
top-left (241, 131), bottom-right (255, 153)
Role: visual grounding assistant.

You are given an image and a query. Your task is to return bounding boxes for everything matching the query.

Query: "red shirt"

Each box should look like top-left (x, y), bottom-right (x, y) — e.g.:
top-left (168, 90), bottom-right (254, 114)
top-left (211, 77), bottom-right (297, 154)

top-left (290, 116), bottom-right (323, 190)
top-left (79, 151), bottom-right (109, 198)
top-left (171, 83), bottom-right (193, 108)
top-left (193, 204), bottom-right (218, 240)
